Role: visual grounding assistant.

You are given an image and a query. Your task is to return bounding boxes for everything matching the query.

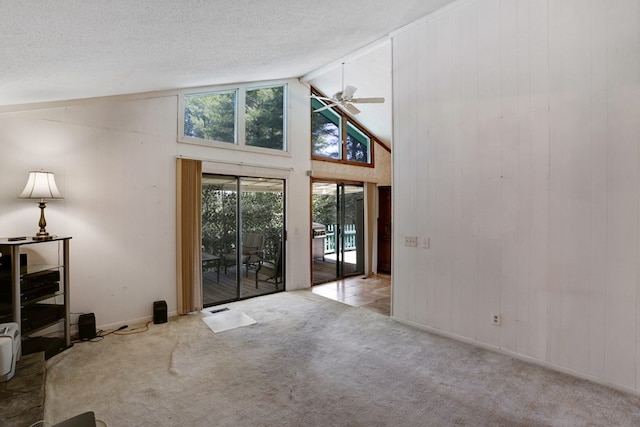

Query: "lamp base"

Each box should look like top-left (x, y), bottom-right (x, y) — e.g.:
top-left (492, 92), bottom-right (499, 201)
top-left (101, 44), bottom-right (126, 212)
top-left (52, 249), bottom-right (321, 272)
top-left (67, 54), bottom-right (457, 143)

top-left (33, 232), bottom-right (53, 241)
top-left (33, 202), bottom-right (53, 241)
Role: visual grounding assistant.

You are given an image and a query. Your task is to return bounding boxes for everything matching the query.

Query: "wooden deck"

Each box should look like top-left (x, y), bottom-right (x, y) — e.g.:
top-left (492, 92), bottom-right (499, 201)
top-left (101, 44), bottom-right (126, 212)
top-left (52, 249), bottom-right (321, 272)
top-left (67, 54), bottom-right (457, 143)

top-left (203, 266), bottom-right (282, 306)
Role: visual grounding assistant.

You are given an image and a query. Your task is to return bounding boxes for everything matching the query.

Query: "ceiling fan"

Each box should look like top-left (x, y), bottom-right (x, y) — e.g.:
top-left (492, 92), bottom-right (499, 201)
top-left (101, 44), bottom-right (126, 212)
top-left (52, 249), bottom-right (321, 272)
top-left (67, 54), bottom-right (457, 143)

top-left (311, 63), bottom-right (385, 115)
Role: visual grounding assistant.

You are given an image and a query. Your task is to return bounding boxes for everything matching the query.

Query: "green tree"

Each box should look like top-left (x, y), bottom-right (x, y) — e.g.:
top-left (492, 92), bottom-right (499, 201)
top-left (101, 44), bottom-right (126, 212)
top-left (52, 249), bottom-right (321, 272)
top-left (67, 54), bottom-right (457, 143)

top-left (311, 99), bottom-right (340, 158)
top-left (201, 180), bottom-right (284, 261)
top-left (246, 87), bottom-right (284, 150)
top-left (312, 194), bottom-right (337, 227)
top-left (184, 91), bottom-right (236, 143)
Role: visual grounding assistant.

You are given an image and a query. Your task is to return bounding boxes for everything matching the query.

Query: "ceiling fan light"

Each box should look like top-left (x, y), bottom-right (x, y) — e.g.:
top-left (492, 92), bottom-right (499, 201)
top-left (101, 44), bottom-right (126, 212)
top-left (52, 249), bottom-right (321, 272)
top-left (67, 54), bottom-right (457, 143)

top-left (342, 85), bottom-right (357, 100)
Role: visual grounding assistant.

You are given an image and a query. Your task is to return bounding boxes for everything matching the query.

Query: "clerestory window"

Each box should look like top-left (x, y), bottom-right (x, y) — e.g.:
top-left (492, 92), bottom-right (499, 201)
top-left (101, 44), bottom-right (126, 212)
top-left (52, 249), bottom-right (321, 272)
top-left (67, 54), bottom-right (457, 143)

top-left (180, 84), bottom-right (286, 152)
top-left (311, 89), bottom-right (373, 166)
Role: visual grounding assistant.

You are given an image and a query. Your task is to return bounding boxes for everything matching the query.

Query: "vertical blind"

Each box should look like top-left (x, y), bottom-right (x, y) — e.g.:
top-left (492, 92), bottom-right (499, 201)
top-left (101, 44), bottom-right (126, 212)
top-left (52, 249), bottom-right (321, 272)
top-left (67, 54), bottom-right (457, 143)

top-left (176, 158), bottom-right (203, 314)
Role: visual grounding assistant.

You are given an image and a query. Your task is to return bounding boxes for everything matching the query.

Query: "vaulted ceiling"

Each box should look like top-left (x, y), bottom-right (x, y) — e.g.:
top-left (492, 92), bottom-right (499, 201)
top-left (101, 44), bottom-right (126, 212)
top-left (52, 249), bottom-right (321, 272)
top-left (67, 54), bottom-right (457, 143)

top-left (1, 0), bottom-right (457, 143)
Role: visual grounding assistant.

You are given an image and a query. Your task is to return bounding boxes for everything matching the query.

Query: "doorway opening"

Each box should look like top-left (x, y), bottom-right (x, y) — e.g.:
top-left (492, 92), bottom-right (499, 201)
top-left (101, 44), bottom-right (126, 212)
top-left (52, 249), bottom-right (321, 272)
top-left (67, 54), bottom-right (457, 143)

top-left (311, 180), bottom-right (364, 285)
top-left (202, 174), bottom-right (285, 306)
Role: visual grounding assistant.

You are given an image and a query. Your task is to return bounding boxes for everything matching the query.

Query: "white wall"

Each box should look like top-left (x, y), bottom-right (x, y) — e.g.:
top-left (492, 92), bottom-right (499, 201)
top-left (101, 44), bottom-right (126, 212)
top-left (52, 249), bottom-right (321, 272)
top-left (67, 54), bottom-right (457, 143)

top-left (0, 79), bottom-right (312, 328)
top-left (392, 0), bottom-right (640, 393)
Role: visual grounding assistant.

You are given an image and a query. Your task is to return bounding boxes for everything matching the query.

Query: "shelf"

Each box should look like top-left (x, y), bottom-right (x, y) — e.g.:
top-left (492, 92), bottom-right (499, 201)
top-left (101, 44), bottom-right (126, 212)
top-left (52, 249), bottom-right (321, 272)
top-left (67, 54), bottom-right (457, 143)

top-left (22, 264), bottom-right (61, 276)
top-left (0, 237), bottom-right (71, 359)
top-left (0, 236), bottom-right (72, 246)
top-left (22, 336), bottom-right (71, 359)
top-left (22, 317), bottom-right (64, 336)
top-left (22, 291), bottom-right (64, 306)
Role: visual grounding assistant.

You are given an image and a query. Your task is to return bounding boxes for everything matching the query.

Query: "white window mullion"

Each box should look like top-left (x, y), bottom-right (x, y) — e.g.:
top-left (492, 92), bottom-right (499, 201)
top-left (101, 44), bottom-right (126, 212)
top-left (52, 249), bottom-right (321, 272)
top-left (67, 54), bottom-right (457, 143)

top-left (237, 87), bottom-right (246, 147)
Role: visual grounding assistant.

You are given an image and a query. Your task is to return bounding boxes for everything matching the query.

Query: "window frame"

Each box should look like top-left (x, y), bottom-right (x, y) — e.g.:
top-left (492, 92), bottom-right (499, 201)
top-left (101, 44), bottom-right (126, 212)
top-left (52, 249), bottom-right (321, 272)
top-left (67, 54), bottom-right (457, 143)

top-left (179, 82), bottom-right (288, 155)
top-left (310, 87), bottom-right (376, 168)
top-left (183, 88), bottom-right (239, 145)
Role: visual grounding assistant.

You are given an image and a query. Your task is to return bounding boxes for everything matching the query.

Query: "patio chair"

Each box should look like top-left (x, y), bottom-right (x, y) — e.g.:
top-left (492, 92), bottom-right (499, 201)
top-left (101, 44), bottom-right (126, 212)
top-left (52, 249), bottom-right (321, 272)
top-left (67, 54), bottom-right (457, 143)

top-left (224, 232), bottom-right (265, 277)
top-left (255, 241), bottom-right (282, 288)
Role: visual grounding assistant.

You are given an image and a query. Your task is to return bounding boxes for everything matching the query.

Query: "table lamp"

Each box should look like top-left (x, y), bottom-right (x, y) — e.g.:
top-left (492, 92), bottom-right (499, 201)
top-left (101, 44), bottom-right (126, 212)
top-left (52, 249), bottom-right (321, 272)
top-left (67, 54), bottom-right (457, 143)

top-left (18, 171), bottom-right (63, 240)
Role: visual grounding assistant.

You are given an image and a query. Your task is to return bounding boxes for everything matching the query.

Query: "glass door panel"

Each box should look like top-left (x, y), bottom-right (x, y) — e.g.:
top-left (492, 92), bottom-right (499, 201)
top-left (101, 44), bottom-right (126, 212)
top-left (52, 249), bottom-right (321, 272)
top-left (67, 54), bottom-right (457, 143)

top-left (340, 184), bottom-right (365, 277)
top-left (202, 174), bottom-right (285, 307)
top-left (312, 181), bottom-right (364, 285)
top-left (312, 182), bottom-right (339, 284)
top-left (240, 177), bottom-right (285, 297)
top-left (202, 175), bottom-right (238, 306)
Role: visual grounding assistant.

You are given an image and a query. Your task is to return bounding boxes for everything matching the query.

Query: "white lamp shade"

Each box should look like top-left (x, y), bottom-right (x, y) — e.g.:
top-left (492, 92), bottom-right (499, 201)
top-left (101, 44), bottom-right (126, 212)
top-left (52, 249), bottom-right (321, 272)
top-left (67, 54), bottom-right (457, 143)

top-left (18, 171), bottom-right (63, 200)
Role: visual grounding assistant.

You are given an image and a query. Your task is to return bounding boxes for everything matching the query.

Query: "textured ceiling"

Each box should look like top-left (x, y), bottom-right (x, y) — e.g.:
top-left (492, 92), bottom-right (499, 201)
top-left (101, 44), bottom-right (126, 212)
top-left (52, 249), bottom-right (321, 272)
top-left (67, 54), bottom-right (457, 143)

top-left (0, 0), bottom-right (455, 107)
top-left (1, 0), bottom-right (458, 145)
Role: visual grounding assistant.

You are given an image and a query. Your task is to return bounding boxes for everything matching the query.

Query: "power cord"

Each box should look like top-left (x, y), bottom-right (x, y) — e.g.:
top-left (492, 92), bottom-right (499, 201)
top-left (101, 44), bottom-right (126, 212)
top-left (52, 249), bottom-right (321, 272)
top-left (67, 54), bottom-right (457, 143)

top-left (72, 325), bottom-right (128, 343)
top-left (114, 320), bottom-right (153, 335)
top-left (72, 320), bottom-right (153, 343)
top-left (94, 324), bottom-right (128, 340)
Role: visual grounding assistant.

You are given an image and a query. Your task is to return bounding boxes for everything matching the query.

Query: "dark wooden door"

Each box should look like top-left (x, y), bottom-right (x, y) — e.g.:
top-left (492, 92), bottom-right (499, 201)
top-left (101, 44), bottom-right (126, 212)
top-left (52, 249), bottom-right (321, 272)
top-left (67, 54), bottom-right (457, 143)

top-left (377, 186), bottom-right (392, 274)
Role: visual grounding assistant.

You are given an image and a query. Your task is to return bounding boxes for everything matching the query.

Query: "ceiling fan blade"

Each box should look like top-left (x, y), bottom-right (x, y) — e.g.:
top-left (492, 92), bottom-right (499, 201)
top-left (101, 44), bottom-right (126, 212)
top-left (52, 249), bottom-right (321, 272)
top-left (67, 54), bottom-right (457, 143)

top-left (313, 103), bottom-right (339, 113)
top-left (345, 103), bottom-right (361, 115)
top-left (351, 97), bottom-right (385, 104)
top-left (342, 85), bottom-right (357, 100)
top-left (310, 95), bottom-right (334, 102)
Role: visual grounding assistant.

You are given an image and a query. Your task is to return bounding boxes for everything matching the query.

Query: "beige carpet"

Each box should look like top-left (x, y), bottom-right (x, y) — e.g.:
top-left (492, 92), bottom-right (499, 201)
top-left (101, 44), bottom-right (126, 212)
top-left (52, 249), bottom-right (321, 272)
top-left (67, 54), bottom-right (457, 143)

top-left (45, 291), bottom-right (640, 426)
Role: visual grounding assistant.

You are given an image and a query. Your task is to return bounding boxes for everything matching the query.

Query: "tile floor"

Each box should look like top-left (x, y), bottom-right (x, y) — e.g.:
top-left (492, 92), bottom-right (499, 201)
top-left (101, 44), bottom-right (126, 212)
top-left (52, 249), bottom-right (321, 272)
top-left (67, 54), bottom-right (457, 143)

top-left (310, 273), bottom-right (391, 316)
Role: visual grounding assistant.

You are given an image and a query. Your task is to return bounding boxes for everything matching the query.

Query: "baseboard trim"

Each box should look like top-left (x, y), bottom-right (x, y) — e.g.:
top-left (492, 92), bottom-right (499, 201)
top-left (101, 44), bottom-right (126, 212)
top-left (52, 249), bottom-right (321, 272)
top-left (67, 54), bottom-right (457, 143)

top-left (390, 315), bottom-right (640, 398)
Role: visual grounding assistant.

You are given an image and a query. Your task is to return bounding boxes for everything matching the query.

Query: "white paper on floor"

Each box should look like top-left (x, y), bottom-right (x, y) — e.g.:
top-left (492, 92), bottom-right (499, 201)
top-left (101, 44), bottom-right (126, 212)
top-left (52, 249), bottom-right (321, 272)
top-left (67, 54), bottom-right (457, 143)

top-left (201, 309), bottom-right (257, 333)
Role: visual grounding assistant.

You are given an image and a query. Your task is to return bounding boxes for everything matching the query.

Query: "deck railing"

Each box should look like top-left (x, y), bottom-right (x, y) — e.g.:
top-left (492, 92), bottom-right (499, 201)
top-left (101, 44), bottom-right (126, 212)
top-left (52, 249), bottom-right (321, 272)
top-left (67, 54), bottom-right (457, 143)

top-left (324, 224), bottom-right (356, 254)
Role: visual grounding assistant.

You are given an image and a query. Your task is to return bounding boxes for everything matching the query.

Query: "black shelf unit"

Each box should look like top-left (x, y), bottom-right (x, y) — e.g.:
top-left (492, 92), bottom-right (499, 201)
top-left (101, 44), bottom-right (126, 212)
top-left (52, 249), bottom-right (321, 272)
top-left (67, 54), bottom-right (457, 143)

top-left (0, 236), bottom-right (71, 359)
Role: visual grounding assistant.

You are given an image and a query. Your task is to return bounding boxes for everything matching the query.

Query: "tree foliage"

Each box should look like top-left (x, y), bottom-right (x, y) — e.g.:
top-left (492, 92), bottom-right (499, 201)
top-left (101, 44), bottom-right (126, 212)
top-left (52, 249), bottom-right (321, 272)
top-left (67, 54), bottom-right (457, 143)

top-left (311, 99), bottom-right (340, 158)
top-left (312, 194), bottom-right (336, 227)
top-left (184, 91), bottom-right (236, 143)
top-left (202, 183), bottom-right (284, 262)
top-left (346, 133), bottom-right (369, 163)
top-left (312, 187), bottom-right (362, 227)
top-left (246, 87), bottom-right (284, 150)
top-left (184, 86), bottom-right (285, 150)
top-left (310, 99), bottom-right (370, 162)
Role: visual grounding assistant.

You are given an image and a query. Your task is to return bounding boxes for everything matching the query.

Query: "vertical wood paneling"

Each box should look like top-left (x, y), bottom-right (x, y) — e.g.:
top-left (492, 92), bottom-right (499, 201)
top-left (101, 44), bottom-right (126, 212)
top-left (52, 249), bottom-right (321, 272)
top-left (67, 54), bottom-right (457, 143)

top-left (514, 0), bottom-right (531, 356)
top-left (415, 22), bottom-right (430, 326)
top-left (605, 92), bottom-right (638, 388)
top-left (391, 31), bottom-right (417, 319)
top-left (526, 0), bottom-right (550, 362)
top-left (475, 0), bottom-right (502, 347)
top-left (425, 20), bottom-right (439, 327)
top-left (433, 15), bottom-right (455, 330)
top-left (637, 0), bottom-right (640, 391)
top-left (558, 0), bottom-right (593, 373)
top-left (587, 0), bottom-right (609, 381)
top-left (499, 0), bottom-right (520, 352)
top-left (449, 8), bottom-right (465, 336)
top-left (604, 0), bottom-right (639, 389)
top-left (391, 0), bottom-right (640, 392)
top-left (636, 0), bottom-right (640, 393)
top-left (458, 3), bottom-right (480, 340)
top-left (545, 0), bottom-right (564, 366)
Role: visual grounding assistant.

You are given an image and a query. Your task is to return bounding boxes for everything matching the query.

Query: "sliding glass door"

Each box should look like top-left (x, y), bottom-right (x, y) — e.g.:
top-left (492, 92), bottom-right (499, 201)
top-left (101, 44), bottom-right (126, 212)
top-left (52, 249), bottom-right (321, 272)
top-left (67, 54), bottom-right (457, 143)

top-left (202, 174), bottom-right (285, 306)
top-left (312, 181), bottom-right (364, 285)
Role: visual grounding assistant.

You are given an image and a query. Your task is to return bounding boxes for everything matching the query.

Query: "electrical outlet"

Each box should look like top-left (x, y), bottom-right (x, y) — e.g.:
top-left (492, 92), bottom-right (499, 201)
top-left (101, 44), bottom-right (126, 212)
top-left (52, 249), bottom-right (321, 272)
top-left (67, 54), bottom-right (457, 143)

top-left (423, 237), bottom-right (430, 249)
top-left (491, 313), bottom-right (502, 326)
top-left (404, 236), bottom-right (418, 247)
